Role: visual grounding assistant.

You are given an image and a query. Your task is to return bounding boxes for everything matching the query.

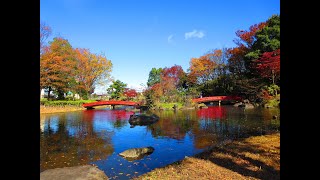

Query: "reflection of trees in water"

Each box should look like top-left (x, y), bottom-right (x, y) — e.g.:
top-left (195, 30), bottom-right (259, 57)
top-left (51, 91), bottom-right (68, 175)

top-left (192, 106), bottom-right (280, 149)
top-left (146, 107), bottom-right (279, 150)
top-left (147, 110), bottom-right (198, 140)
top-left (40, 113), bottom-right (114, 172)
top-left (82, 109), bottom-right (132, 129)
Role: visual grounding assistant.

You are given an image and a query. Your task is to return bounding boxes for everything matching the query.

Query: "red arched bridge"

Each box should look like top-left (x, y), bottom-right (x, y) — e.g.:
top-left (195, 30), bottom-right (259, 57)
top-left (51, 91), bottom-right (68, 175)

top-left (82, 100), bottom-right (140, 109)
top-left (192, 96), bottom-right (242, 103)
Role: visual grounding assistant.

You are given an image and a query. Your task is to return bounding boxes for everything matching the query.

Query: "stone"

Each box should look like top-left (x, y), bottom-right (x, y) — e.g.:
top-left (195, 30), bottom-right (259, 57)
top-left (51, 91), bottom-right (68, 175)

top-left (119, 147), bottom-right (155, 161)
top-left (129, 114), bottom-right (159, 127)
top-left (40, 165), bottom-right (108, 180)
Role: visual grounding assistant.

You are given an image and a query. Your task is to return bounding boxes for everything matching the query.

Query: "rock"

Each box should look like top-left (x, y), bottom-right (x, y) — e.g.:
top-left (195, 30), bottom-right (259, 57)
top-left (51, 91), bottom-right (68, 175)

top-left (119, 147), bottom-right (155, 161)
top-left (234, 102), bottom-right (243, 107)
top-left (273, 115), bottom-right (278, 119)
top-left (244, 103), bottom-right (255, 109)
top-left (243, 99), bottom-right (250, 104)
top-left (129, 114), bottom-right (159, 127)
top-left (198, 103), bottom-right (207, 109)
top-left (40, 165), bottom-right (108, 180)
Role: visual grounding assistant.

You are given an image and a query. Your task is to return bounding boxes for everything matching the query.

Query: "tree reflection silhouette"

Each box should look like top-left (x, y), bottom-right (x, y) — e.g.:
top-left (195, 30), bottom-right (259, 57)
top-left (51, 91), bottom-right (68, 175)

top-left (40, 113), bottom-right (114, 172)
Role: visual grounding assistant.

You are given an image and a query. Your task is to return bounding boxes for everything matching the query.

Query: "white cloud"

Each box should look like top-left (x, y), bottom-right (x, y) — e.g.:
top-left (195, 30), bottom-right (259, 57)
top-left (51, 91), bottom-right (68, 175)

top-left (185, 30), bottom-right (205, 40)
top-left (167, 34), bottom-right (174, 43)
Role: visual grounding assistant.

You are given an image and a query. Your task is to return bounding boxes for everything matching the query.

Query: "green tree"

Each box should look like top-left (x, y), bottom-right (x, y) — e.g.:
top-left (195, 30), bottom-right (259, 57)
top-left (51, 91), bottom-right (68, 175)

top-left (226, 14), bottom-right (280, 101)
top-left (147, 68), bottom-right (163, 87)
top-left (245, 15), bottom-right (280, 73)
top-left (107, 80), bottom-right (127, 100)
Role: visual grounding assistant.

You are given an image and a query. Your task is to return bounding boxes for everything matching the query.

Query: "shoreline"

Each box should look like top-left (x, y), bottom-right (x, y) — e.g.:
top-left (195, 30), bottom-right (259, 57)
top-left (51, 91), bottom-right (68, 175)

top-left (40, 105), bottom-right (85, 114)
top-left (134, 132), bottom-right (280, 180)
top-left (40, 105), bottom-right (116, 114)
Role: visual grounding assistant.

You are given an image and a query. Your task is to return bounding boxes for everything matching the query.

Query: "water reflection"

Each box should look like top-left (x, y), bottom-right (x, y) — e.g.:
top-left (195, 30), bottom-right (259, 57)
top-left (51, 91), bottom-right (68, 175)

top-left (40, 106), bottom-right (279, 179)
top-left (147, 110), bottom-right (196, 140)
top-left (40, 112), bottom-right (115, 172)
top-left (197, 106), bottom-right (227, 119)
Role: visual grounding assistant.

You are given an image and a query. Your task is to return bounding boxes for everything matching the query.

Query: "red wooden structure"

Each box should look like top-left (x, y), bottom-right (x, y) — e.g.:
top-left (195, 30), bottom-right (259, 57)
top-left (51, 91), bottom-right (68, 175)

top-left (82, 100), bottom-right (139, 109)
top-left (192, 96), bottom-right (242, 103)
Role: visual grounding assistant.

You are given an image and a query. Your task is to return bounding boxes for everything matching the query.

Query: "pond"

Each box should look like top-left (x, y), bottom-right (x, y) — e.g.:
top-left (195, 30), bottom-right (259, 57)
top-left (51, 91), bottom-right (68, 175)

top-left (40, 105), bottom-right (280, 179)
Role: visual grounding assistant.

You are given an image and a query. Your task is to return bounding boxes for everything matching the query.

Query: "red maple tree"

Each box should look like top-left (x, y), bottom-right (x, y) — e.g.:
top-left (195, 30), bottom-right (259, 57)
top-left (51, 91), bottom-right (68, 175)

top-left (255, 49), bottom-right (280, 84)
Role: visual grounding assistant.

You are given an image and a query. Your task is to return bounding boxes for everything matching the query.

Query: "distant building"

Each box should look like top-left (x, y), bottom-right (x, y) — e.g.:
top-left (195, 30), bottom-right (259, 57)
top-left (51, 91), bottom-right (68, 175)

top-left (40, 88), bottom-right (56, 99)
top-left (40, 89), bottom-right (80, 100)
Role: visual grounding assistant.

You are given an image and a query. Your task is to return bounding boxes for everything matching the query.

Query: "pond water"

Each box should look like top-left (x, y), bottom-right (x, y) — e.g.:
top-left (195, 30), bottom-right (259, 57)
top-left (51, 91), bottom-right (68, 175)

top-left (40, 105), bottom-right (280, 179)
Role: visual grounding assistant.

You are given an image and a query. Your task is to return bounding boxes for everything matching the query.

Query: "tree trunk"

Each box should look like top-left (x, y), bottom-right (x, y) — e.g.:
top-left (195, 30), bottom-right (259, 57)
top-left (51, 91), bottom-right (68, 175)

top-left (272, 70), bottom-right (275, 85)
top-left (47, 87), bottom-right (51, 101)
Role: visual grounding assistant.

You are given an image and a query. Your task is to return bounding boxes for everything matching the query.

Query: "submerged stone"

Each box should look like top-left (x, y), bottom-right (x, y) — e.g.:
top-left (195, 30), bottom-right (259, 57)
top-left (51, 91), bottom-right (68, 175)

top-left (129, 114), bottom-right (159, 127)
top-left (119, 147), bottom-right (155, 161)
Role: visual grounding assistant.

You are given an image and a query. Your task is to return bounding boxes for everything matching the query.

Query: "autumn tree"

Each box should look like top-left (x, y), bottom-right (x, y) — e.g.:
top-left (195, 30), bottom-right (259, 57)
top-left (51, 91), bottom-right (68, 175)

top-left (227, 46), bottom-right (247, 76)
top-left (40, 37), bottom-right (76, 100)
top-left (40, 21), bottom-right (52, 55)
top-left (254, 49), bottom-right (280, 85)
top-left (107, 80), bottom-right (127, 100)
top-left (74, 48), bottom-right (112, 99)
top-left (207, 48), bottom-right (228, 76)
top-left (226, 14), bottom-right (280, 101)
top-left (161, 65), bottom-right (185, 88)
top-left (189, 55), bottom-right (216, 84)
top-left (123, 88), bottom-right (138, 100)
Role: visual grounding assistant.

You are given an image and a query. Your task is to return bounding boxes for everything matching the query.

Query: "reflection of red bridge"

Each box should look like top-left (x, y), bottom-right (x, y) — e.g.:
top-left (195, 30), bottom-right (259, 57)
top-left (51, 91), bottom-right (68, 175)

top-left (82, 100), bottom-right (140, 109)
top-left (192, 96), bottom-right (242, 103)
top-left (197, 106), bottom-right (227, 119)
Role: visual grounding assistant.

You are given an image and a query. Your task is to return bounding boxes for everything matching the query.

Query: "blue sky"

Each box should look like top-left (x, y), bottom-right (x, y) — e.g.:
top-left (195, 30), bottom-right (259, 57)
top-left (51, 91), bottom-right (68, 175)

top-left (40, 0), bottom-right (280, 93)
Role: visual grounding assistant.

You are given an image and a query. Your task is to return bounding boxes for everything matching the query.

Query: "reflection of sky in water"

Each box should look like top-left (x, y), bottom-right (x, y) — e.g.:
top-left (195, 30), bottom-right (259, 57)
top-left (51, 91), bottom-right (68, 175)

top-left (92, 128), bottom-right (199, 179)
top-left (41, 107), bottom-right (280, 179)
top-left (42, 116), bottom-right (60, 133)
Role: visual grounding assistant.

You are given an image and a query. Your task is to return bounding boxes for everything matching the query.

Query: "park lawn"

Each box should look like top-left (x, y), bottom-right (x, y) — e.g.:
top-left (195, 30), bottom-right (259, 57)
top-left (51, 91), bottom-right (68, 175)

top-left (134, 133), bottom-right (280, 180)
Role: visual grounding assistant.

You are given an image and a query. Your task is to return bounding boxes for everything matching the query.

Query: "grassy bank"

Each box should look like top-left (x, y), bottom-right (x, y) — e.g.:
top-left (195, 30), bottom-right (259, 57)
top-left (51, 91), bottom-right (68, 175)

top-left (40, 105), bottom-right (85, 114)
top-left (134, 133), bottom-right (280, 180)
top-left (40, 100), bottom-right (97, 114)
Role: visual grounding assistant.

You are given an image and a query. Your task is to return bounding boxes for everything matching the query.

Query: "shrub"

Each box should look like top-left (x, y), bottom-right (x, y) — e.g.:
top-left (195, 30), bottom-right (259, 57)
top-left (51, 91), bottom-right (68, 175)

top-left (40, 100), bottom-right (95, 107)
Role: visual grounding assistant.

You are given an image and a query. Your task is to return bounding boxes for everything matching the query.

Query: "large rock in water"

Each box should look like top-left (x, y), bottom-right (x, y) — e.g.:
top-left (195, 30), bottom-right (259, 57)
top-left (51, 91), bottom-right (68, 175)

top-left (129, 114), bottom-right (159, 127)
top-left (119, 147), bottom-right (154, 161)
top-left (40, 165), bottom-right (108, 180)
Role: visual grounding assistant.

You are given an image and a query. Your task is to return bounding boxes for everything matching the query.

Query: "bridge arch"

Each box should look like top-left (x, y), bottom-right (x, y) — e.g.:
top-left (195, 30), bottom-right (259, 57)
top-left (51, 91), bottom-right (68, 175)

top-left (82, 100), bottom-right (140, 109)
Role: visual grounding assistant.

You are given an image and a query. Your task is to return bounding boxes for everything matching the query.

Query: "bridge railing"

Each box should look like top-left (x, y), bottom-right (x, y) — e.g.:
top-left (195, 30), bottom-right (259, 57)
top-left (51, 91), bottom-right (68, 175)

top-left (82, 100), bottom-right (139, 108)
top-left (192, 96), bottom-right (242, 103)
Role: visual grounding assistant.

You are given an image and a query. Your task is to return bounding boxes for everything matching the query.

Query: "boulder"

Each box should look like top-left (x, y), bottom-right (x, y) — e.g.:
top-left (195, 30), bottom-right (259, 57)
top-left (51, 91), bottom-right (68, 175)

top-left (244, 103), bottom-right (255, 109)
top-left (40, 165), bottom-right (108, 180)
top-left (129, 114), bottom-right (159, 127)
top-left (119, 147), bottom-right (155, 161)
top-left (233, 102), bottom-right (243, 107)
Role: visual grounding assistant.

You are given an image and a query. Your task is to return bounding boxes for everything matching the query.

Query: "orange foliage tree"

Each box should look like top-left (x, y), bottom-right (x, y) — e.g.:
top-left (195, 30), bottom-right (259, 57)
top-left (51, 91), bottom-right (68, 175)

top-left (73, 48), bottom-right (112, 98)
top-left (227, 46), bottom-right (247, 76)
top-left (234, 22), bottom-right (267, 49)
top-left (40, 37), bottom-right (76, 99)
top-left (189, 55), bottom-right (216, 84)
